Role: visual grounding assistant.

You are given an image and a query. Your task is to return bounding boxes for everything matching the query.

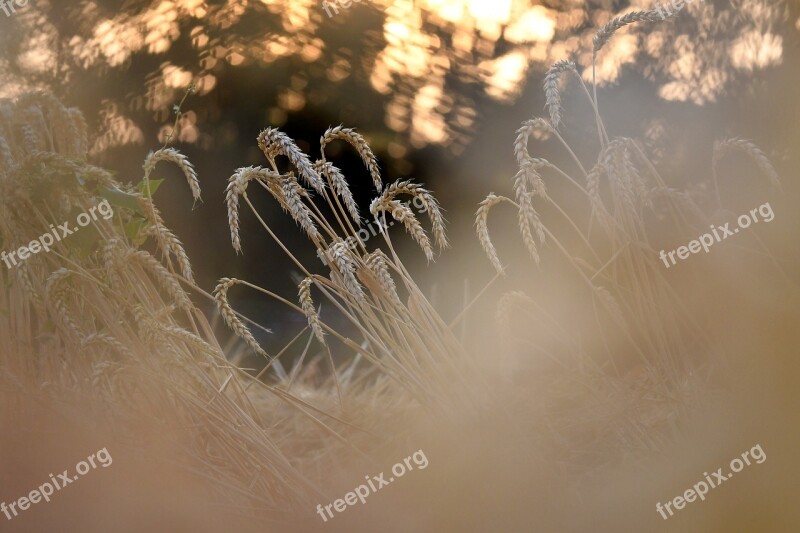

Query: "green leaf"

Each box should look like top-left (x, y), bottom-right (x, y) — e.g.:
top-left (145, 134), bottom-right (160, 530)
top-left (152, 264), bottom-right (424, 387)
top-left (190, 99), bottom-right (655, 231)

top-left (137, 178), bottom-right (164, 198)
top-left (98, 186), bottom-right (144, 216)
top-left (124, 219), bottom-right (148, 246)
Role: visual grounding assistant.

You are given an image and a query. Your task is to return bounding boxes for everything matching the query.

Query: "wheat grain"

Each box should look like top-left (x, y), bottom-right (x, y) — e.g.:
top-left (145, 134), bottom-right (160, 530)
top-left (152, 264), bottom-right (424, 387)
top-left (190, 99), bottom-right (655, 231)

top-left (513, 167), bottom-right (545, 264)
top-left (298, 277), bottom-right (326, 344)
top-left (214, 278), bottom-right (269, 358)
top-left (320, 125), bottom-right (382, 192)
top-left (544, 60), bottom-right (577, 130)
top-left (139, 220), bottom-right (195, 283)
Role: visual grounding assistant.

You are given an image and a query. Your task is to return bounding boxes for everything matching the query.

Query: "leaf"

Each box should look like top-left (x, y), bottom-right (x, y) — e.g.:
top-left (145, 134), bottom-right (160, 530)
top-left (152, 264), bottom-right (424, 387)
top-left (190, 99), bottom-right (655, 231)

top-left (124, 219), bottom-right (148, 246)
top-left (137, 178), bottom-right (164, 199)
top-left (98, 186), bottom-right (144, 216)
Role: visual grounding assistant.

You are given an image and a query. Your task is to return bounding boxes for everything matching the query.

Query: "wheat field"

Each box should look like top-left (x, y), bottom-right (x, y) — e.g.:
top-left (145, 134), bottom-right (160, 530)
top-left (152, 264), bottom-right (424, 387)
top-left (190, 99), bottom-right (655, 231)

top-left (1, 4), bottom-right (799, 532)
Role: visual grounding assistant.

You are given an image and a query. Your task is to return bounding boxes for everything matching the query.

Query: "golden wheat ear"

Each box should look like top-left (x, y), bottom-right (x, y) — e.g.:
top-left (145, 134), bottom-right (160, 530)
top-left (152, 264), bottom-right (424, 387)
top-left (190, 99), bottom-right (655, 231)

top-left (369, 179), bottom-right (448, 255)
top-left (593, 9), bottom-right (675, 55)
top-left (712, 138), bottom-right (781, 198)
top-left (225, 166), bottom-right (282, 253)
top-left (257, 127), bottom-right (325, 194)
top-left (319, 125), bottom-right (382, 192)
top-left (213, 277), bottom-right (270, 358)
top-left (298, 277), bottom-right (326, 344)
top-left (475, 194), bottom-right (506, 275)
top-left (544, 60), bottom-right (577, 130)
top-left (143, 147), bottom-right (201, 203)
top-left (314, 159), bottom-right (361, 225)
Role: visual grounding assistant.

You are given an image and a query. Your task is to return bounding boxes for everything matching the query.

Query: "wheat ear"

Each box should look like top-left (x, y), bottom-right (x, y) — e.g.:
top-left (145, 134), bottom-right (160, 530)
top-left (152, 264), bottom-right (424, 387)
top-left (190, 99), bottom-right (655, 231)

top-left (320, 125), bottom-right (382, 192)
top-left (364, 250), bottom-right (401, 303)
top-left (279, 176), bottom-right (321, 242)
top-left (315, 160), bottom-right (361, 225)
top-left (81, 332), bottom-right (134, 358)
top-left (495, 291), bottom-right (535, 337)
top-left (371, 199), bottom-right (435, 261)
top-left (143, 147), bottom-right (201, 202)
top-left (225, 166), bottom-right (282, 253)
top-left (298, 277), bottom-right (326, 344)
top-left (593, 10), bottom-right (674, 54)
top-left (45, 268), bottom-right (82, 341)
top-left (327, 240), bottom-right (366, 302)
top-left (257, 127), bottom-right (325, 194)
top-left (371, 179), bottom-right (448, 250)
top-left (544, 60), bottom-right (577, 130)
top-left (513, 167), bottom-right (545, 264)
top-left (213, 278), bottom-right (269, 358)
top-left (713, 138), bottom-right (781, 192)
top-left (475, 194), bottom-right (506, 275)
top-left (514, 118), bottom-right (551, 167)
top-left (122, 249), bottom-right (192, 310)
